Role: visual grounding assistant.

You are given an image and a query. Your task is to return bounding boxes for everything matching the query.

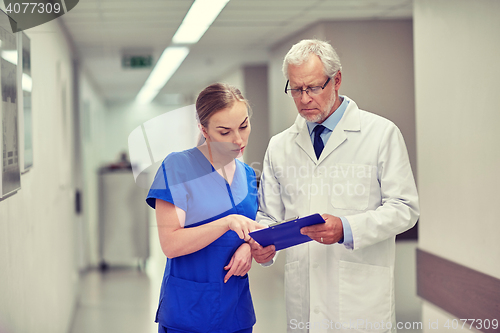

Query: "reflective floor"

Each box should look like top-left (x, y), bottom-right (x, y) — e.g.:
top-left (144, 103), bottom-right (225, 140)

top-left (69, 267), bottom-right (158, 333)
top-left (69, 235), bottom-right (287, 333)
top-left (69, 240), bottom-right (420, 333)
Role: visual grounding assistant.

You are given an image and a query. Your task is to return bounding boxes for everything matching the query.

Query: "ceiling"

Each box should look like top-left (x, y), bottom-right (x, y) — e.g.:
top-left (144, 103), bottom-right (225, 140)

top-left (61, 0), bottom-right (413, 105)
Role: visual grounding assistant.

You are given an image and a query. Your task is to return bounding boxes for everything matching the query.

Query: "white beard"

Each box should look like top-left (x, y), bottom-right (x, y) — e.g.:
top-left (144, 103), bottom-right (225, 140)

top-left (299, 93), bottom-right (336, 123)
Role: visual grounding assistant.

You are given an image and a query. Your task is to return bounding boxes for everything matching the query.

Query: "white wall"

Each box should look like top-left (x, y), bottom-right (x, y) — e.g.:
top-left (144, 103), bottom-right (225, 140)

top-left (243, 65), bottom-right (269, 174)
top-left (414, 0), bottom-right (500, 331)
top-left (0, 20), bottom-right (79, 333)
top-left (78, 71), bottom-right (108, 268)
top-left (217, 66), bottom-right (245, 96)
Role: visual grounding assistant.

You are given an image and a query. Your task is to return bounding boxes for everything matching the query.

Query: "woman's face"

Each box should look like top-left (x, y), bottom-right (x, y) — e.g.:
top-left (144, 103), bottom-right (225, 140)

top-left (203, 101), bottom-right (251, 158)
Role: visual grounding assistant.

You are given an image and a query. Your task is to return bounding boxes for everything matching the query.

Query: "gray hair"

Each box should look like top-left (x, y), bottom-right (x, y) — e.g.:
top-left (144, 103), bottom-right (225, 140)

top-left (282, 39), bottom-right (342, 79)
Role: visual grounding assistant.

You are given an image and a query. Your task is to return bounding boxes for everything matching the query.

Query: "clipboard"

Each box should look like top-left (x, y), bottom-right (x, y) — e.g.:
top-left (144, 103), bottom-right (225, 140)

top-left (249, 214), bottom-right (325, 251)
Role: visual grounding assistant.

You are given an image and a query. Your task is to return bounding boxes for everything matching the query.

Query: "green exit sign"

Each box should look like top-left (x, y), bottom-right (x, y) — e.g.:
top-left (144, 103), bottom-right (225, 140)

top-left (122, 55), bottom-right (153, 69)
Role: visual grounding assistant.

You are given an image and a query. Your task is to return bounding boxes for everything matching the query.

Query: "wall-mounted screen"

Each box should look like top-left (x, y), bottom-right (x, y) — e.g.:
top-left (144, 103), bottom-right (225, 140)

top-left (0, 10), bottom-right (20, 198)
top-left (21, 32), bottom-right (32, 172)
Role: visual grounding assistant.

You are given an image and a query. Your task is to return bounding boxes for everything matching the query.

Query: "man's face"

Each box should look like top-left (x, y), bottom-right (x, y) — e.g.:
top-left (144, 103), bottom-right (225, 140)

top-left (287, 54), bottom-right (341, 123)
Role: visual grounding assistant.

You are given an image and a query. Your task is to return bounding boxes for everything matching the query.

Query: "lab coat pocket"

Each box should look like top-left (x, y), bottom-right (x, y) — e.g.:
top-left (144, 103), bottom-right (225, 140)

top-left (161, 275), bottom-right (220, 333)
top-left (331, 164), bottom-right (372, 211)
top-left (284, 261), bottom-right (303, 325)
top-left (339, 261), bottom-right (392, 332)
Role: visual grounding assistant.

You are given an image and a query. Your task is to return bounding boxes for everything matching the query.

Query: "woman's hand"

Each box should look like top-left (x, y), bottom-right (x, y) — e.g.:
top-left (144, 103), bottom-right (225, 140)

top-left (225, 215), bottom-right (264, 241)
top-left (223, 243), bottom-right (252, 283)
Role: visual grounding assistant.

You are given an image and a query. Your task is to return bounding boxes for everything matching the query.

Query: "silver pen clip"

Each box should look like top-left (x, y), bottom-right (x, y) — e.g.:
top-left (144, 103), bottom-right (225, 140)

top-left (269, 216), bottom-right (299, 227)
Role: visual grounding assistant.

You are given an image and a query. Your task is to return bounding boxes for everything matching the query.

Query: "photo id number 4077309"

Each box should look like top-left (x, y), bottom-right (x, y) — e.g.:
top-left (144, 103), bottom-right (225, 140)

top-left (6, 2), bottom-right (62, 14)
top-left (442, 318), bottom-right (498, 330)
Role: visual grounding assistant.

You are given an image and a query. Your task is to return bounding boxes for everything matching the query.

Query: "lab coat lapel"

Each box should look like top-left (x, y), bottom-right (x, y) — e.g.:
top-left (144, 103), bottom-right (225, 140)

top-left (292, 115), bottom-right (317, 163)
top-left (318, 98), bottom-right (361, 163)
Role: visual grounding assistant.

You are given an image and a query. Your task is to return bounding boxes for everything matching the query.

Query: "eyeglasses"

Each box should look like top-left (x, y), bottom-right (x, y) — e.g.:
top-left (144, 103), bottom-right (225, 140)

top-left (284, 77), bottom-right (331, 98)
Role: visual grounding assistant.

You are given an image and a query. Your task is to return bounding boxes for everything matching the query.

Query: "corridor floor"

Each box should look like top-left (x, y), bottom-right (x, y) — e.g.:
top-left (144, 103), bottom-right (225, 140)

top-left (69, 252), bottom-right (287, 333)
top-left (69, 240), bottom-right (420, 333)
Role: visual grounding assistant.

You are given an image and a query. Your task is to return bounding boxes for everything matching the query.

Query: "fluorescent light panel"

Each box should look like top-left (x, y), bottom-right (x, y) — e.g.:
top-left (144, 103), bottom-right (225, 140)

top-left (135, 46), bottom-right (189, 104)
top-left (173, 0), bottom-right (230, 44)
top-left (135, 0), bottom-right (230, 103)
top-left (22, 73), bottom-right (32, 92)
top-left (1, 50), bottom-right (17, 65)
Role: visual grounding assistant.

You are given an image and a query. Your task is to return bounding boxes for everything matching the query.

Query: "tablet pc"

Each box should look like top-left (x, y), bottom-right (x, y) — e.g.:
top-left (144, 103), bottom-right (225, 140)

top-left (249, 214), bottom-right (325, 251)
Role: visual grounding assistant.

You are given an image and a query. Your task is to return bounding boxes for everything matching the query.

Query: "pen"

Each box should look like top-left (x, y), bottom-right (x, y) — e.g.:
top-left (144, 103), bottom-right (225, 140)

top-left (269, 216), bottom-right (299, 227)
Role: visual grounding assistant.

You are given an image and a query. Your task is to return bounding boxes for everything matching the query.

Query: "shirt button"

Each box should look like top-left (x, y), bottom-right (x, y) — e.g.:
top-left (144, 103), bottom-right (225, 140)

top-left (314, 306), bottom-right (320, 314)
top-left (312, 262), bottom-right (319, 269)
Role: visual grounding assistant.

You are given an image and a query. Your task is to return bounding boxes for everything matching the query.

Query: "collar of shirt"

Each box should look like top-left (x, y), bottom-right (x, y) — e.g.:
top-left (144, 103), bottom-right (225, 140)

top-left (306, 96), bottom-right (349, 144)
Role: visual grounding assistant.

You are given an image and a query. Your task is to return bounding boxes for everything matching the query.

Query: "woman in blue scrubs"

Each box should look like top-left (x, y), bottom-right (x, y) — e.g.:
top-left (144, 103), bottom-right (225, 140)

top-left (146, 83), bottom-right (263, 333)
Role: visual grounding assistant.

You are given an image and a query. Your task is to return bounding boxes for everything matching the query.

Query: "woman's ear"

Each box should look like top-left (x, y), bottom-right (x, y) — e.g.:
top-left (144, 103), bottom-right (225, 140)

top-left (199, 124), bottom-right (209, 140)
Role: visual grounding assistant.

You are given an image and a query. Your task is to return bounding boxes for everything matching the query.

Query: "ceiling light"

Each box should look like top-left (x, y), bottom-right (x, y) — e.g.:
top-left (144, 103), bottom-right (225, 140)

top-left (135, 0), bottom-right (229, 104)
top-left (1, 50), bottom-right (17, 65)
top-left (22, 73), bottom-right (32, 92)
top-left (135, 46), bottom-right (189, 104)
top-left (172, 0), bottom-right (230, 44)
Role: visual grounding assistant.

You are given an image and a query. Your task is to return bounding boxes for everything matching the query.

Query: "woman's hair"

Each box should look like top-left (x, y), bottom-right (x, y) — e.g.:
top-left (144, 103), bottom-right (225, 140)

top-left (196, 83), bottom-right (250, 145)
top-left (282, 39), bottom-right (342, 79)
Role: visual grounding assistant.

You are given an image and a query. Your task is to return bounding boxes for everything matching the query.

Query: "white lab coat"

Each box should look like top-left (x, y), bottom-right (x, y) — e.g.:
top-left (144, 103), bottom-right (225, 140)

top-left (257, 96), bottom-right (419, 333)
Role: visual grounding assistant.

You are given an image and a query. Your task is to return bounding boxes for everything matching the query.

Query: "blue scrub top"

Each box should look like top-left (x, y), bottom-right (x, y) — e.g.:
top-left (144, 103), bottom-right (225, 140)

top-left (146, 147), bottom-right (258, 333)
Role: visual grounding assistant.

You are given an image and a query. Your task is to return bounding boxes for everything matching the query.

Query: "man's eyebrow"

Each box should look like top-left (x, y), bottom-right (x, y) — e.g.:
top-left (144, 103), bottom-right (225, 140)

top-left (216, 117), bottom-right (249, 129)
top-left (291, 82), bottom-right (322, 88)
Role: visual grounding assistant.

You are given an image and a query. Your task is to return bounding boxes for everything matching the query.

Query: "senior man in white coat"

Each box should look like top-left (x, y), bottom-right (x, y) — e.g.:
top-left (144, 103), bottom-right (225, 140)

top-left (249, 39), bottom-right (419, 333)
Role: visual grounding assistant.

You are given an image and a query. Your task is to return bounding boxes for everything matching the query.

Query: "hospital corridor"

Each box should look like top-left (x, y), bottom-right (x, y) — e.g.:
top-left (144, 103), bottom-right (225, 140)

top-left (1, 1), bottom-right (499, 333)
top-left (67, 235), bottom-right (419, 333)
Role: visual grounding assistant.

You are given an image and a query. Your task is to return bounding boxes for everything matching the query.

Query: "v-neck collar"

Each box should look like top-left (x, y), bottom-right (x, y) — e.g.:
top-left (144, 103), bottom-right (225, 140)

top-left (193, 147), bottom-right (239, 187)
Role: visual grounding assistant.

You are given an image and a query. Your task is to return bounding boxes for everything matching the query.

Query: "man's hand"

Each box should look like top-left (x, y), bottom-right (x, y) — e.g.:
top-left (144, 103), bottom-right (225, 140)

top-left (300, 214), bottom-right (343, 244)
top-left (248, 238), bottom-right (276, 264)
